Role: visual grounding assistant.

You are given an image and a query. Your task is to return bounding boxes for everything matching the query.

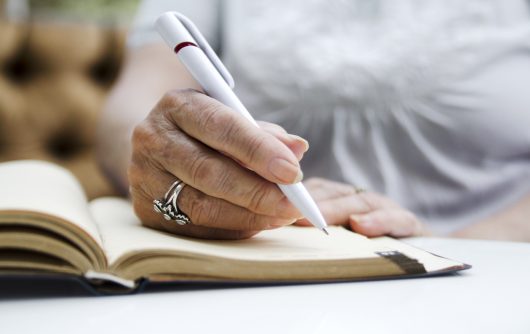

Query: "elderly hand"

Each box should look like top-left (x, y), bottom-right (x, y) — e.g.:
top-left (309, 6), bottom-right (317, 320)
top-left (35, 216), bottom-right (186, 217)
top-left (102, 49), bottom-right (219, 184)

top-left (129, 89), bottom-right (308, 240)
top-left (296, 178), bottom-right (425, 237)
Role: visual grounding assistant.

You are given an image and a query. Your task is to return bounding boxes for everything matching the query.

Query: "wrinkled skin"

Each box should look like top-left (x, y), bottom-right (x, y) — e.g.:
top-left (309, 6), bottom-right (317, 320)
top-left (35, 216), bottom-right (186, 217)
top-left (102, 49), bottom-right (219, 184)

top-left (129, 89), bottom-right (423, 240)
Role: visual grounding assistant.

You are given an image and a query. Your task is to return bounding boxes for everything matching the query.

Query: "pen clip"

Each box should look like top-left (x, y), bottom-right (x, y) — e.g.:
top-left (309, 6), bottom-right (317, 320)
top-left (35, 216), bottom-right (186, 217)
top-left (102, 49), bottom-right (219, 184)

top-left (173, 12), bottom-right (235, 89)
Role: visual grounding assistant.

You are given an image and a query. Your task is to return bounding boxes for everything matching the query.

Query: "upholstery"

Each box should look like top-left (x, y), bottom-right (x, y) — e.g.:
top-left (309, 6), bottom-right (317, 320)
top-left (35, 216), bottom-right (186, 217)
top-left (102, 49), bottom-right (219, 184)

top-left (0, 18), bottom-right (126, 199)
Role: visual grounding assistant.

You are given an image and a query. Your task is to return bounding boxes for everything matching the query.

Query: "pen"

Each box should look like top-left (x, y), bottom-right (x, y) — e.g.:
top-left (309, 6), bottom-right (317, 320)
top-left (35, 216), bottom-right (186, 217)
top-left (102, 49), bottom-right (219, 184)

top-left (155, 12), bottom-right (329, 234)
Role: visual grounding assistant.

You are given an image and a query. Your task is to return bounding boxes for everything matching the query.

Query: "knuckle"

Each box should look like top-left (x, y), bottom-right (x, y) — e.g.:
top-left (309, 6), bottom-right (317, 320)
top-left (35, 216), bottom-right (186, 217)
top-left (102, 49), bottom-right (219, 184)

top-left (199, 102), bottom-right (235, 142)
top-left (247, 182), bottom-right (275, 213)
top-left (188, 153), bottom-right (215, 187)
top-left (130, 122), bottom-right (169, 171)
top-left (157, 137), bottom-right (180, 164)
top-left (159, 90), bottom-right (177, 106)
top-left (127, 161), bottom-right (143, 185)
top-left (160, 88), bottom-right (195, 109)
top-left (131, 121), bottom-right (162, 153)
top-left (159, 89), bottom-right (197, 125)
top-left (244, 133), bottom-right (268, 163)
top-left (357, 192), bottom-right (379, 211)
top-left (186, 191), bottom-right (220, 226)
top-left (211, 170), bottom-right (235, 195)
top-left (131, 123), bottom-right (150, 147)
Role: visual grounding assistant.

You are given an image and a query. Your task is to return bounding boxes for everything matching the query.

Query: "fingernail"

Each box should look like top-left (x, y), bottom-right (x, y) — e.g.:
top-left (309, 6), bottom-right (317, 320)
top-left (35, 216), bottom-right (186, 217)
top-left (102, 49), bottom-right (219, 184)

top-left (269, 158), bottom-right (303, 183)
top-left (289, 135), bottom-right (309, 152)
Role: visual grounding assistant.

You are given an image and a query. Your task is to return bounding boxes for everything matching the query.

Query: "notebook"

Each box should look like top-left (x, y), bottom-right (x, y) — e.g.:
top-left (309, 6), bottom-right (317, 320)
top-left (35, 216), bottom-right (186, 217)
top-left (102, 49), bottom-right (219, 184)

top-left (0, 160), bottom-right (469, 294)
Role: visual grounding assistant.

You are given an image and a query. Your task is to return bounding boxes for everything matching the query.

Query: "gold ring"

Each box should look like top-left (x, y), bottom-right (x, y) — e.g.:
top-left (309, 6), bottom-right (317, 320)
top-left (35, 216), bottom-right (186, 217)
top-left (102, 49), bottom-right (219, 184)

top-left (354, 187), bottom-right (366, 194)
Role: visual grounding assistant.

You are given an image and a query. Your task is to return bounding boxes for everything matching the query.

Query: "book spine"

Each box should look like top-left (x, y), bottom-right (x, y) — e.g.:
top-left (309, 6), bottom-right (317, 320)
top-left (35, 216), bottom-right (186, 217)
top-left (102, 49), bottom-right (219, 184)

top-left (376, 251), bottom-right (427, 274)
top-left (84, 270), bottom-right (136, 289)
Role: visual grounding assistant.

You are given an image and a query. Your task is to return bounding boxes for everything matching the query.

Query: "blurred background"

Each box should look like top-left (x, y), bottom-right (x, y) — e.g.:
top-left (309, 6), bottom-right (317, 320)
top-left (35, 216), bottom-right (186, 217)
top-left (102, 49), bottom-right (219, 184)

top-left (0, 0), bottom-right (140, 199)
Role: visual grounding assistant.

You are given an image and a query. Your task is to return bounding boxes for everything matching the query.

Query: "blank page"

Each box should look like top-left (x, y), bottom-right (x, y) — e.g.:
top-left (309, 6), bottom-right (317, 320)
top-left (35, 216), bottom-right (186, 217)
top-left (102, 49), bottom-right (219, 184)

top-left (0, 160), bottom-right (102, 247)
top-left (90, 198), bottom-right (385, 266)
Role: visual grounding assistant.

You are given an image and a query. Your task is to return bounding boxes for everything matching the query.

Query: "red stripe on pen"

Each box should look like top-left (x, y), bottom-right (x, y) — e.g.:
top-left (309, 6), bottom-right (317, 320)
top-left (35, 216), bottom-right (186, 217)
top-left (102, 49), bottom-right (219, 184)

top-left (174, 41), bottom-right (197, 54)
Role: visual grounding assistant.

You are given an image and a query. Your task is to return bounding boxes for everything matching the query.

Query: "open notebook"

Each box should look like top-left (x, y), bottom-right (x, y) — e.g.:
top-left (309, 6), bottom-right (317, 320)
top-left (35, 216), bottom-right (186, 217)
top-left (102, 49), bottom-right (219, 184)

top-left (0, 160), bottom-right (469, 294)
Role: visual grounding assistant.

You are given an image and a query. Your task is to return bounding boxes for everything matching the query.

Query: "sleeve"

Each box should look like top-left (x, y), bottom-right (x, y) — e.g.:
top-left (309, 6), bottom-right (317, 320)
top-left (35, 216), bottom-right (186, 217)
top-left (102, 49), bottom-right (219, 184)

top-left (127, 0), bottom-right (221, 50)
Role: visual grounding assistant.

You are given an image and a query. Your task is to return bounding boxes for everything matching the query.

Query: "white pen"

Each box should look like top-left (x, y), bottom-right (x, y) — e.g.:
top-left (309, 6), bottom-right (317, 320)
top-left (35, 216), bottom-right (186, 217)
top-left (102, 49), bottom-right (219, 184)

top-left (155, 12), bottom-right (329, 235)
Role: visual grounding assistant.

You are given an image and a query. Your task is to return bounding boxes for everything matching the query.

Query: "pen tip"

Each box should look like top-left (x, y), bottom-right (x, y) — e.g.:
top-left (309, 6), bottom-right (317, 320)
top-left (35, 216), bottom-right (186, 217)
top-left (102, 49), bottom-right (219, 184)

top-left (322, 227), bottom-right (329, 235)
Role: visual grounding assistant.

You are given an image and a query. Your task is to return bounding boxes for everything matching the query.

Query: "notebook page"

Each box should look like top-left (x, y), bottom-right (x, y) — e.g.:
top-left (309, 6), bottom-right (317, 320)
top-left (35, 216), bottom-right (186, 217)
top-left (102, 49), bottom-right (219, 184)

top-left (90, 198), bottom-right (383, 266)
top-left (0, 160), bottom-right (102, 247)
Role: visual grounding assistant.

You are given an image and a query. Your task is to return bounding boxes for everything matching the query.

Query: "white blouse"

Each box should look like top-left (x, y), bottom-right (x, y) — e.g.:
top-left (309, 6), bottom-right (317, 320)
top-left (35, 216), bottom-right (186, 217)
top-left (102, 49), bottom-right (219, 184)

top-left (129, 0), bottom-right (530, 235)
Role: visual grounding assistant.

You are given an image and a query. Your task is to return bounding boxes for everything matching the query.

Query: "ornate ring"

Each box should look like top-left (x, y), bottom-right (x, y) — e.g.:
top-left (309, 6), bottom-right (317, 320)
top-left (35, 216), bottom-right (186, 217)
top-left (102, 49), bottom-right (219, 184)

top-left (153, 180), bottom-right (192, 226)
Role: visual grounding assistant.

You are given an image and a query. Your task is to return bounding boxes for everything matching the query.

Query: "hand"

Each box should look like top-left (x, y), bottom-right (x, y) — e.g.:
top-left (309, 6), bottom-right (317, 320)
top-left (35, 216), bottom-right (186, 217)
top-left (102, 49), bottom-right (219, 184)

top-left (129, 89), bottom-right (308, 240)
top-left (296, 178), bottom-right (425, 237)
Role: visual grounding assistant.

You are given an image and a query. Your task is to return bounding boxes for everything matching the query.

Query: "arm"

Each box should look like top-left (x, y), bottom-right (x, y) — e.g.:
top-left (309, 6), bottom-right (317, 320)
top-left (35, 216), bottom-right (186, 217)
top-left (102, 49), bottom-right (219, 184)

top-left (97, 44), bottom-right (308, 239)
top-left (97, 45), bottom-right (423, 240)
top-left (451, 192), bottom-right (530, 242)
top-left (97, 43), bottom-right (201, 193)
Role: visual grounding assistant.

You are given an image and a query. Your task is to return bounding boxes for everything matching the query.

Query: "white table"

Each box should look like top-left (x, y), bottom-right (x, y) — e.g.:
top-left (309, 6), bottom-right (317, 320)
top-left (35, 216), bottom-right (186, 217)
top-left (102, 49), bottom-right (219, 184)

top-left (1, 237), bottom-right (530, 334)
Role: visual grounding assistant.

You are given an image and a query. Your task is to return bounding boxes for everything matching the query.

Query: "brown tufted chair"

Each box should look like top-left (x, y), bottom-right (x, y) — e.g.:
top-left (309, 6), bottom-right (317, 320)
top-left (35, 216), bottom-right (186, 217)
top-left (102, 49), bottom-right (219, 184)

top-left (0, 17), bottom-right (126, 199)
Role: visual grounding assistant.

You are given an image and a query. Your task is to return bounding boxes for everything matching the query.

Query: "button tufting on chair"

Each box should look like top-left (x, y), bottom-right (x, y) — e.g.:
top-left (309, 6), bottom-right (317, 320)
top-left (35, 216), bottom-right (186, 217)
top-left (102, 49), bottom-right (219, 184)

top-left (0, 18), bottom-right (126, 199)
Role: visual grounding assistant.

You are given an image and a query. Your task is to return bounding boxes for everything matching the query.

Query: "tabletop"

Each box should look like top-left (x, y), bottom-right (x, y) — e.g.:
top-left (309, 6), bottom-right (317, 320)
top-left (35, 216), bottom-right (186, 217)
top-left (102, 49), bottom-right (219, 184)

top-left (1, 237), bottom-right (529, 334)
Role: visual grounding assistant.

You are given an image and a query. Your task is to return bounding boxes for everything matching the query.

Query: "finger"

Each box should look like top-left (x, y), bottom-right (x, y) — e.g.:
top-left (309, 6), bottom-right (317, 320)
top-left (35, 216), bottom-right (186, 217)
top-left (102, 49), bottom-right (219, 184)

top-left (357, 191), bottom-right (402, 210)
top-left (175, 185), bottom-right (295, 231)
top-left (131, 122), bottom-right (301, 220)
top-left (256, 121), bottom-right (288, 134)
top-left (258, 121), bottom-right (309, 161)
top-left (160, 89), bottom-right (303, 184)
top-left (349, 209), bottom-right (422, 238)
top-left (130, 189), bottom-right (261, 240)
top-left (129, 166), bottom-right (294, 232)
top-left (303, 180), bottom-right (399, 211)
top-left (220, 122), bottom-right (308, 166)
top-left (295, 193), bottom-right (371, 226)
top-left (303, 178), bottom-right (363, 202)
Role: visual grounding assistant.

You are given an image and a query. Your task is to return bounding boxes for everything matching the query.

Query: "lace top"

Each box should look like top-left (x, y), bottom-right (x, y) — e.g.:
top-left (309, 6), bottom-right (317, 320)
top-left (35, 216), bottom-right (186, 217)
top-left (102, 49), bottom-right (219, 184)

top-left (130, 0), bottom-right (530, 234)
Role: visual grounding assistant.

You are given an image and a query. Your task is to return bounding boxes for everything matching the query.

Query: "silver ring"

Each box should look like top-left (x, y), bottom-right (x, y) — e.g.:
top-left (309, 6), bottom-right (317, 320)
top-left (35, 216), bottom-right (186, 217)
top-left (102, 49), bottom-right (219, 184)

top-left (153, 180), bottom-right (192, 226)
top-left (171, 182), bottom-right (185, 214)
top-left (164, 180), bottom-right (181, 199)
top-left (170, 182), bottom-right (191, 226)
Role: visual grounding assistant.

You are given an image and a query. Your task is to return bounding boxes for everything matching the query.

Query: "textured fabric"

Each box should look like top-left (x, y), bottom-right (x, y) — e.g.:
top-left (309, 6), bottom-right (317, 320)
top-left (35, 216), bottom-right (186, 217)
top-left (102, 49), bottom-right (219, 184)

top-left (129, 0), bottom-right (530, 235)
top-left (0, 18), bottom-right (125, 199)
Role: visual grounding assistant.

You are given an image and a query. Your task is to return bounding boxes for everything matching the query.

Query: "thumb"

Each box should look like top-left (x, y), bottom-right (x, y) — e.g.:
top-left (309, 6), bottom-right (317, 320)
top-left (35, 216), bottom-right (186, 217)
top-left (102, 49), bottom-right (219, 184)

top-left (258, 121), bottom-right (309, 161)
